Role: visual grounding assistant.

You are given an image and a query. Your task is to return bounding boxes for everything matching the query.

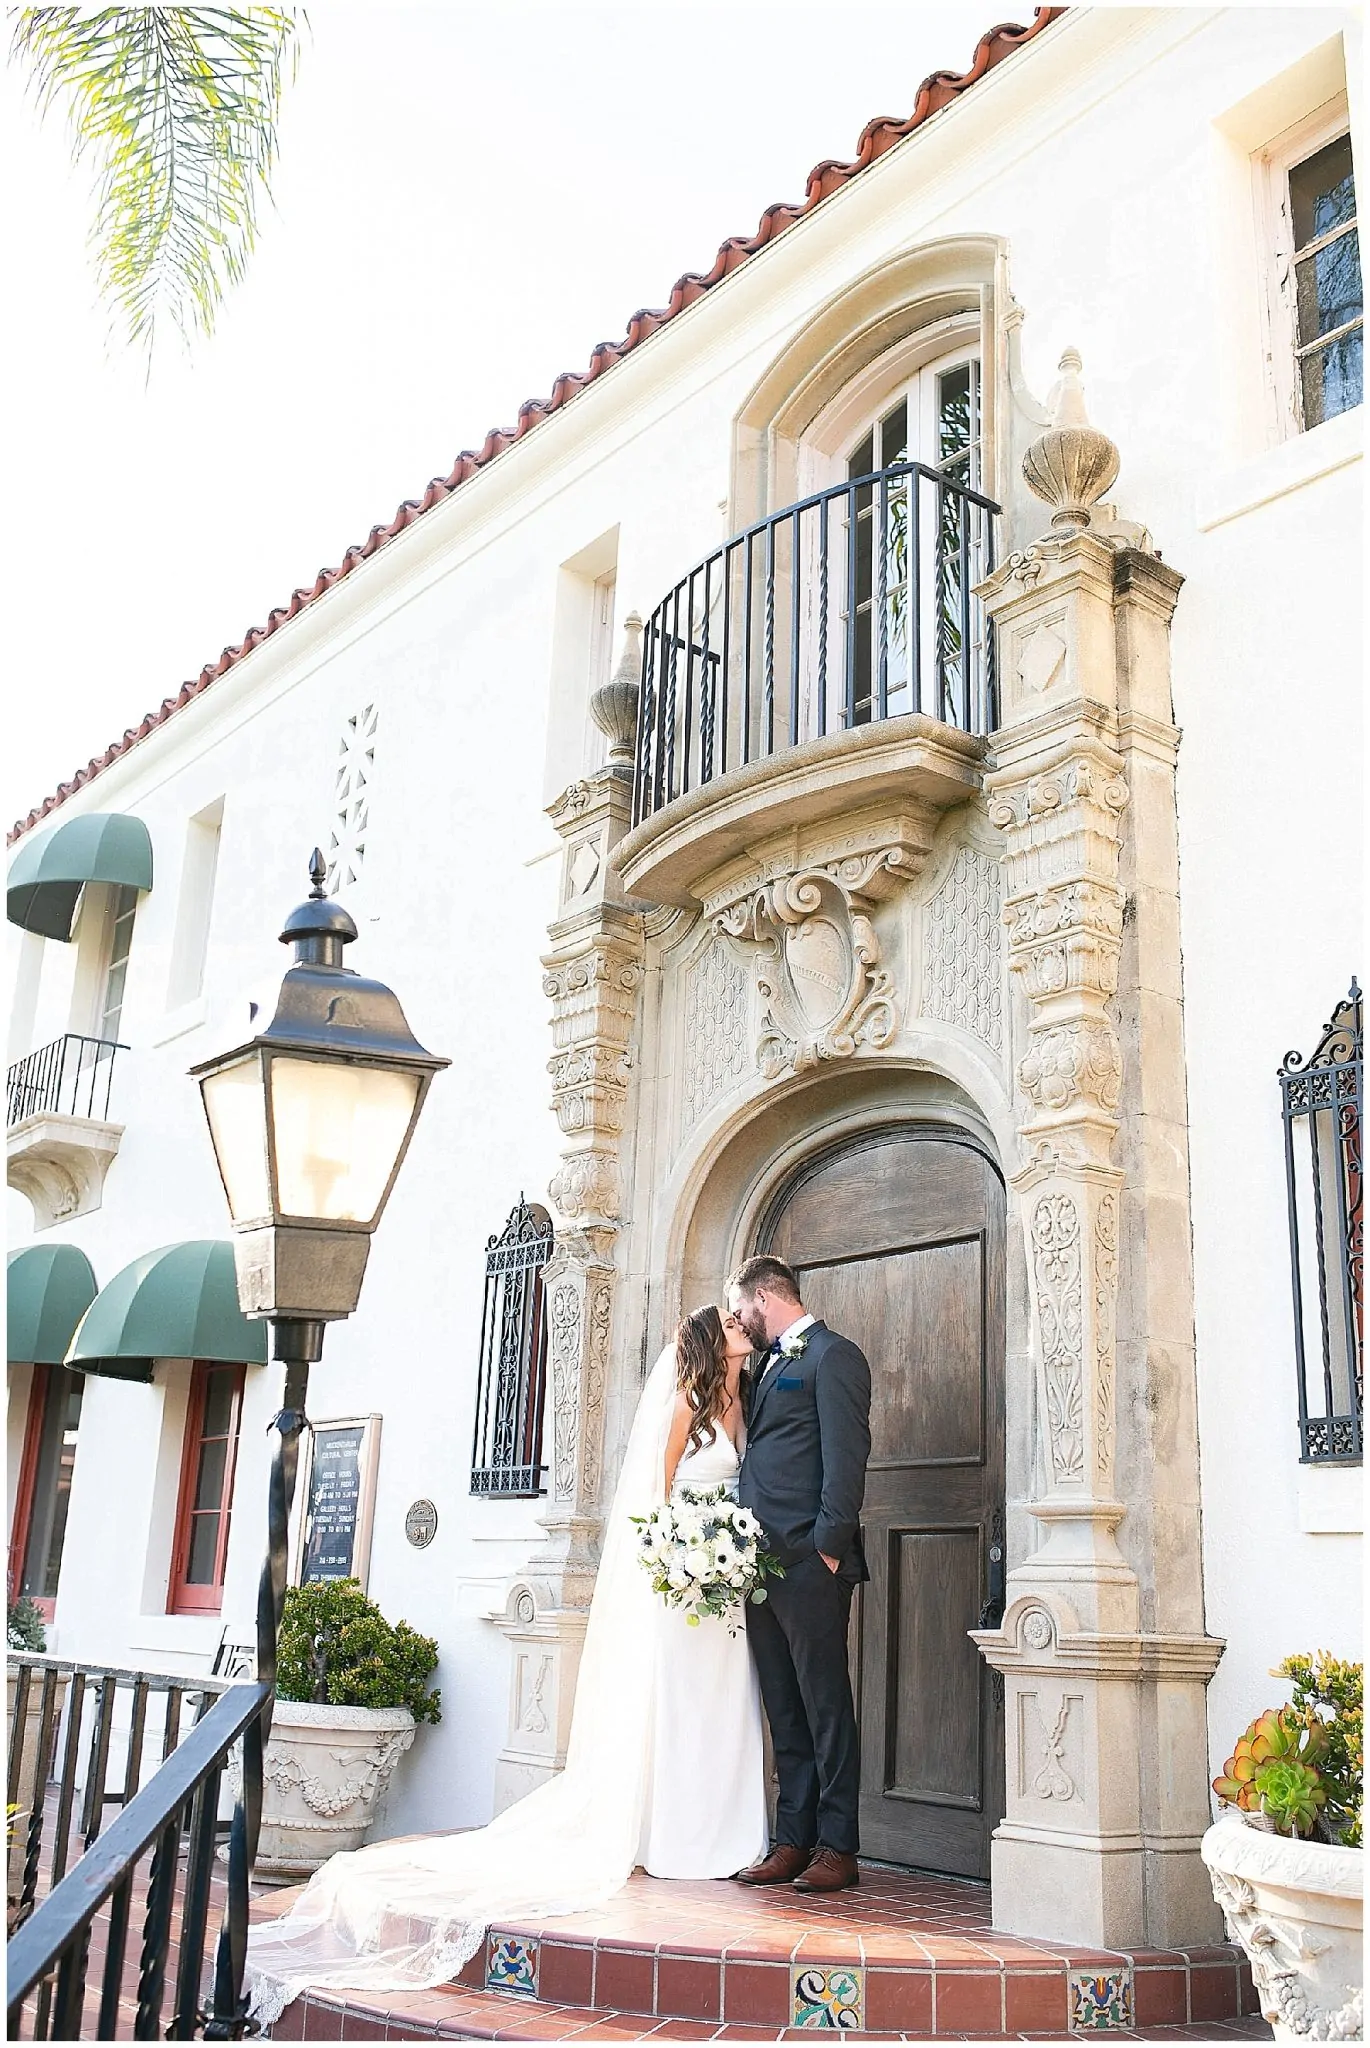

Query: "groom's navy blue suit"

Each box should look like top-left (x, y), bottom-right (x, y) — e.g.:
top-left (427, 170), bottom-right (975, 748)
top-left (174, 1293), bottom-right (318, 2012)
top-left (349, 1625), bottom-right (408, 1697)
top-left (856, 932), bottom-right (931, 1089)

top-left (739, 1320), bottom-right (871, 1856)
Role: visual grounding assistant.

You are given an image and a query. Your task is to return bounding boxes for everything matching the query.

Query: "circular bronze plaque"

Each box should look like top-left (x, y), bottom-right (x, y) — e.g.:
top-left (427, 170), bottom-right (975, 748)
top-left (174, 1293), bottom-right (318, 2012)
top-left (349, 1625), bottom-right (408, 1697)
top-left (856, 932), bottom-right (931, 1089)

top-left (404, 1498), bottom-right (438, 1549)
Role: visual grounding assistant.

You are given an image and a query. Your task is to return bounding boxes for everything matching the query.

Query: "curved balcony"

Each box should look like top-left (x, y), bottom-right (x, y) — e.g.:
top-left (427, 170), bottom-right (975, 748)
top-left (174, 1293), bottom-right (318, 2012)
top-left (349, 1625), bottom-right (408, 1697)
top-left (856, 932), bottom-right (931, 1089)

top-left (619, 463), bottom-right (999, 907)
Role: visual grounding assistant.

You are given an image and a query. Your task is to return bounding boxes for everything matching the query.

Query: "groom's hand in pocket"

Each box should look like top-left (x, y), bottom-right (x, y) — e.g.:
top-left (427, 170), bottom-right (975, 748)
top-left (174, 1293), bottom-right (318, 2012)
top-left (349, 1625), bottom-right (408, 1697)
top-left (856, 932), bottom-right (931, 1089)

top-left (819, 1552), bottom-right (840, 1573)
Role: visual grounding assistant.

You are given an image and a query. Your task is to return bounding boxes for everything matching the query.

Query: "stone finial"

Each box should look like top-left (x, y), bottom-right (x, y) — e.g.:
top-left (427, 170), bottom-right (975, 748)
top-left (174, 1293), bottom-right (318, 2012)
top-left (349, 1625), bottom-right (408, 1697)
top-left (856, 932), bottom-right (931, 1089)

top-left (1021, 349), bottom-right (1120, 534)
top-left (590, 613), bottom-right (643, 761)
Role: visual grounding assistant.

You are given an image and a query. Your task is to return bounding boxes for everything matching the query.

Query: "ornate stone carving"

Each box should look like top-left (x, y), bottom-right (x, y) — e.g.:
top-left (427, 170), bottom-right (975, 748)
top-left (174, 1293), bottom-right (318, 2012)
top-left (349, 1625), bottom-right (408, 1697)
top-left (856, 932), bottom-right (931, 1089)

top-left (580, 1279), bottom-right (612, 1505)
top-left (923, 843), bottom-right (1003, 1055)
top-left (1019, 1021), bottom-right (1122, 1116)
top-left (1032, 1193), bottom-right (1085, 1483)
top-left (1030, 1696), bottom-right (1078, 1801)
top-left (1094, 1193), bottom-right (1118, 1488)
top-left (549, 1281), bottom-right (582, 1502)
top-left (1021, 350), bottom-right (1121, 535)
top-left (715, 859), bottom-right (898, 1080)
top-left (590, 613), bottom-right (643, 762)
top-left (1203, 1818), bottom-right (1364, 2041)
top-left (679, 935), bottom-right (749, 1135)
top-left (1021, 1608), bottom-right (1054, 1650)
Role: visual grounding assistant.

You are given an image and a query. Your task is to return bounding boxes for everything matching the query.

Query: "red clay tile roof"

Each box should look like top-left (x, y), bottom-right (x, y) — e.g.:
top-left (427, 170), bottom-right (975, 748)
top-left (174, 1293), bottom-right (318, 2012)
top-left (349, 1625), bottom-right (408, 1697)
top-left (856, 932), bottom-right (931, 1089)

top-left (11, 7), bottom-right (1064, 845)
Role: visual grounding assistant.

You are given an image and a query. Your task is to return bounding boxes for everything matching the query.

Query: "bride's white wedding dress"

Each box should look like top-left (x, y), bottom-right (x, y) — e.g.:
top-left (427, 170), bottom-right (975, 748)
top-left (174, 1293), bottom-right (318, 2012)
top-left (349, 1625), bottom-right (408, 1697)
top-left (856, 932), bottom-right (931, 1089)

top-left (244, 1349), bottom-right (767, 2025)
top-left (643, 1420), bottom-right (767, 1878)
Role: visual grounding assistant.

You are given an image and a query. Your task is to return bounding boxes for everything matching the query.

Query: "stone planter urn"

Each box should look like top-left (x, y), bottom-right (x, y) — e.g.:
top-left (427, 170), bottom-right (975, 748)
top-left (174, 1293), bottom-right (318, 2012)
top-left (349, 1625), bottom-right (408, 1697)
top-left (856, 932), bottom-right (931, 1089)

top-left (1202, 1812), bottom-right (1362, 2040)
top-left (244, 1700), bottom-right (417, 1880)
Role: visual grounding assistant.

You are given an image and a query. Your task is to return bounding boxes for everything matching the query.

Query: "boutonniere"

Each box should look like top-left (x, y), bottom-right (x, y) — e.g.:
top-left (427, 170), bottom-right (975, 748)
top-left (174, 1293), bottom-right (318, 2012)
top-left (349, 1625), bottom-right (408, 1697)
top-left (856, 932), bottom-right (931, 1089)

top-left (779, 1330), bottom-right (810, 1360)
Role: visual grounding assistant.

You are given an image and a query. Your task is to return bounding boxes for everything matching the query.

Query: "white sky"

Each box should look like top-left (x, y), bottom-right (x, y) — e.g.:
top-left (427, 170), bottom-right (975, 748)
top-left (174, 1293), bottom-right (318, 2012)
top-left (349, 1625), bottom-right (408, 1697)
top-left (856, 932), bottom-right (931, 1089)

top-left (3, 2), bottom-right (1006, 826)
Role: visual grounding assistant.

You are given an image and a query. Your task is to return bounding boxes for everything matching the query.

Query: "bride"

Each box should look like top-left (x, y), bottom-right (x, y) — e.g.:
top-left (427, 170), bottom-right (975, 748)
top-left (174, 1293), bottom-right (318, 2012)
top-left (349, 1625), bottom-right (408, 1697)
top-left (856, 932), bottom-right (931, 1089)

top-left (246, 1305), bottom-right (768, 2024)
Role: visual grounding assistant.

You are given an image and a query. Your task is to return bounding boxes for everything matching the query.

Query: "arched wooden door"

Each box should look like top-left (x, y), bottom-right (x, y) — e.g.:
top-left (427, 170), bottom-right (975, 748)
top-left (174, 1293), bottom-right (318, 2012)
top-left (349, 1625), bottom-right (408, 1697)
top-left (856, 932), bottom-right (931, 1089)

top-left (762, 1126), bottom-right (1006, 1878)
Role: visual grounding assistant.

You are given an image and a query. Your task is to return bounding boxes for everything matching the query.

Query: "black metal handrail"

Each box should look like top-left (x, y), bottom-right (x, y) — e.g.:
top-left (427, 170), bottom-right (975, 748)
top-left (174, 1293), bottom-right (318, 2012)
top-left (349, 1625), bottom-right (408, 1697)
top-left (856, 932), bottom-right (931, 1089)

top-left (7, 1033), bottom-right (127, 1128)
top-left (632, 461), bottom-right (1000, 827)
top-left (7, 1653), bottom-right (232, 1942)
top-left (7, 1680), bottom-right (271, 2042)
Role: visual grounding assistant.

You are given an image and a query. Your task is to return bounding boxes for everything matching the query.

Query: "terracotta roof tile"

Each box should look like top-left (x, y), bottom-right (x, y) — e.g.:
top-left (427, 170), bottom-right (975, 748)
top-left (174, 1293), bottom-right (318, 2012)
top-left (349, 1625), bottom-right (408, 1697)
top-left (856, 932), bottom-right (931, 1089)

top-left (10, 8), bottom-right (1064, 844)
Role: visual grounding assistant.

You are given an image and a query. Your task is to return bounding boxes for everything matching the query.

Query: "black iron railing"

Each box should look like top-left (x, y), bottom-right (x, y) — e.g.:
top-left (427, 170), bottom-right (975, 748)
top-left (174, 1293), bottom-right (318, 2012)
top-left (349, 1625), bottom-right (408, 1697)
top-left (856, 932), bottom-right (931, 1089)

top-left (7, 1654), bottom-right (232, 1938)
top-left (471, 1196), bottom-right (554, 1497)
top-left (7, 1679), bottom-right (271, 2042)
top-left (1279, 980), bottom-right (1363, 1463)
top-left (9, 1334), bottom-right (311, 2037)
top-left (632, 462), bottom-right (1000, 827)
top-left (7, 1034), bottom-right (126, 1128)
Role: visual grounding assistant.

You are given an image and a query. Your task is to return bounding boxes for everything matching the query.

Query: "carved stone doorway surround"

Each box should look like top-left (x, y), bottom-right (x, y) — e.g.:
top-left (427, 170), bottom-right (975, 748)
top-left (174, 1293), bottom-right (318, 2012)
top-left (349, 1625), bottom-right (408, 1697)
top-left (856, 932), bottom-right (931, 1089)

top-left (968, 355), bottom-right (1223, 1947)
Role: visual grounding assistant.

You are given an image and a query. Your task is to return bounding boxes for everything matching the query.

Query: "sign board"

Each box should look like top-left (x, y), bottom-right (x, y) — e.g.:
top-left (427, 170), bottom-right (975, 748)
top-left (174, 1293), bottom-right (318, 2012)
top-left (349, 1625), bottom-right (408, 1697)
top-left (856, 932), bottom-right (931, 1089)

top-left (405, 1498), bottom-right (438, 1549)
top-left (290, 1414), bottom-right (382, 1590)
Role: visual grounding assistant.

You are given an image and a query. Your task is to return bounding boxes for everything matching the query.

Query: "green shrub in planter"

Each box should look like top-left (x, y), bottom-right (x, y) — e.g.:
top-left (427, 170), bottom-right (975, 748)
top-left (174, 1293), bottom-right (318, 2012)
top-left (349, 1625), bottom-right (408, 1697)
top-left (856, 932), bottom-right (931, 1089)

top-left (7, 1597), bottom-right (46, 1653)
top-left (276, 1579), bottom-right (440, 1724)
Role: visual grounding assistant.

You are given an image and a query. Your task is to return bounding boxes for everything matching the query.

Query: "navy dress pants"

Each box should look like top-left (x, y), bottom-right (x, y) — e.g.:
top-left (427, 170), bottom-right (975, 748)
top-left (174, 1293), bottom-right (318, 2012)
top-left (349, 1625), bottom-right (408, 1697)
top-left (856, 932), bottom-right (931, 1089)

top-left (745, 1549), bottom-right (860, 1855)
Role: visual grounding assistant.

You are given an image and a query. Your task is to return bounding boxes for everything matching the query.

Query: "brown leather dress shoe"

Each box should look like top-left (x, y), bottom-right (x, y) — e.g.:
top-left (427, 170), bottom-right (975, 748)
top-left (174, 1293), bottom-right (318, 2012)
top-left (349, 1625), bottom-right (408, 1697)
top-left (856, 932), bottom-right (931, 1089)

top-left (732, 1844), bottom-right (814, 1885)
top-left (792, 1848), bottom-right (859, 1892)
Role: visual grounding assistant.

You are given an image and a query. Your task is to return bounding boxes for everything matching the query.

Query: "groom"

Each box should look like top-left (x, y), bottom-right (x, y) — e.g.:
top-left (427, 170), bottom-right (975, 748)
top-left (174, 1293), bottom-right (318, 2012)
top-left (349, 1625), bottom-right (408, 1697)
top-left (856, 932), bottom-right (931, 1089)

top-left (727, 1255), bottom-right (871, 1894)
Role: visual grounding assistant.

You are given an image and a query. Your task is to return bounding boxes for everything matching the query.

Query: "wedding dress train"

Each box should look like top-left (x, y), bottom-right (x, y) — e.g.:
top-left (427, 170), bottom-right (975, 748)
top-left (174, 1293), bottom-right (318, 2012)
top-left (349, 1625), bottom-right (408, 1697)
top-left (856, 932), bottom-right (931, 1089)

top-left (245, 1348), bottom-right (766, 2025)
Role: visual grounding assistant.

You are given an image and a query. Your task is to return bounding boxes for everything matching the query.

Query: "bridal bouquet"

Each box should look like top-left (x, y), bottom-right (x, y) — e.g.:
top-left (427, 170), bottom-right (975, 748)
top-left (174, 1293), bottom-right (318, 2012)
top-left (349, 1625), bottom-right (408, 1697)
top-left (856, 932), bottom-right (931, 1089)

top-left (632, 1485), bottom-right (784, 1635)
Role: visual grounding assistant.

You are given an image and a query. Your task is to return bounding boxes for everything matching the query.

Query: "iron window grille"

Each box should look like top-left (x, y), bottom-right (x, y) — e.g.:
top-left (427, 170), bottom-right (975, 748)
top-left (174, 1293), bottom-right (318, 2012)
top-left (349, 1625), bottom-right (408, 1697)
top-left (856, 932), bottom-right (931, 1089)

top-left (1279, 981), bottom-right (1363, 1463)
top-left (470, 1197), bottom-right (555, 1497)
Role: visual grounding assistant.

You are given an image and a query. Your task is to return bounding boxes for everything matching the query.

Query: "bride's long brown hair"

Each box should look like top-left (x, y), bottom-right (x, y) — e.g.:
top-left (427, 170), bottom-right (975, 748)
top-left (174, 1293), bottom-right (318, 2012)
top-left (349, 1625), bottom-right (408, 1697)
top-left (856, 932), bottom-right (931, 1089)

top-left (674, 1305), bottom-right (733, 1453)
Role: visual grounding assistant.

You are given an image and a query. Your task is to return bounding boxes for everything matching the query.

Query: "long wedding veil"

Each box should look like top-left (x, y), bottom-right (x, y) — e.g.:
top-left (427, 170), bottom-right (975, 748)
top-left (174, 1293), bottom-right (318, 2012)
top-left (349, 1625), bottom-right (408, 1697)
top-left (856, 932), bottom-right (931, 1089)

top-left (245, 1346), bottom-right (678, 2025)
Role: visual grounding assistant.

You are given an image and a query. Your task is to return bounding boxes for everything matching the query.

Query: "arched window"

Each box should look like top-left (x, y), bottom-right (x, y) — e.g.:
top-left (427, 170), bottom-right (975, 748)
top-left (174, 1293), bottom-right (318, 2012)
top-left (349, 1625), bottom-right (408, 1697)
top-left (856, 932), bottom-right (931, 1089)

top-left (470, 1198), bottom-right (554, 1498)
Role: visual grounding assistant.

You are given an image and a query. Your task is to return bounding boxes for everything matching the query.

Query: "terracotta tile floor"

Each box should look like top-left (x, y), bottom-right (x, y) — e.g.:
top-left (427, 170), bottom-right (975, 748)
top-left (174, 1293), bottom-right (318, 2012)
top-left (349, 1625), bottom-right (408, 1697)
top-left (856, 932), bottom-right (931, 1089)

top-left (251, 1864), bottom-right (1273, 2043)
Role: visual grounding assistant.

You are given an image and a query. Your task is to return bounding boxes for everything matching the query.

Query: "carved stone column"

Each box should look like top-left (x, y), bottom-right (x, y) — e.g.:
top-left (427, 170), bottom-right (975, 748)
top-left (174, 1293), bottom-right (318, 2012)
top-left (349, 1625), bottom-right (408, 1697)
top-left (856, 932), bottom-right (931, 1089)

top-left (972, 356), bottom-right (1222, 1947)
top-left (489, 622), bottom-right (646, 1804)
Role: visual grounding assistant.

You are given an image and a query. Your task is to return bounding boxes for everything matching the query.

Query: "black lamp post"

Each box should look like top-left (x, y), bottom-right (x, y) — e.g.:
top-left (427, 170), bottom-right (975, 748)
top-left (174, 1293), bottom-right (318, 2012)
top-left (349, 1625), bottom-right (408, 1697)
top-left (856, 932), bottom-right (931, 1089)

top-left (189, 851), bottom-right (448, 2035)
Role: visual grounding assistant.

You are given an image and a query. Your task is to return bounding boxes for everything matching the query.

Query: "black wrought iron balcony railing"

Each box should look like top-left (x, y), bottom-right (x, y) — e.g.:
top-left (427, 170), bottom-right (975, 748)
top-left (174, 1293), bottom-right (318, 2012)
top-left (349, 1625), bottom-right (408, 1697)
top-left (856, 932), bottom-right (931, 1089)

top-left (632, 462), bottom-right (1000, 828)
top-left (7, 1032), bottom-right (126, 1128)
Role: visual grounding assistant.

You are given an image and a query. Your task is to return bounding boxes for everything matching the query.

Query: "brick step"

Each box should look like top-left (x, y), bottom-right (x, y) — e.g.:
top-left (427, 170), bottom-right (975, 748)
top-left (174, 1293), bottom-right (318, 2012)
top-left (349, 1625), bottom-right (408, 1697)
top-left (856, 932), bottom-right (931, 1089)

top-left (255, 1865), bottom-right (1268, 2041)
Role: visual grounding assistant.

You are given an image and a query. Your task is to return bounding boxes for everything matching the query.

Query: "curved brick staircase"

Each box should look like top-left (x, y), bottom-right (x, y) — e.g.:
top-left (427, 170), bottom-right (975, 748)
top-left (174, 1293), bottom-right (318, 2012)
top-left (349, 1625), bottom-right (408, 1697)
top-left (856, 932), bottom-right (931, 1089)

top-left (256, 1865), bottom-right (1269, 2041)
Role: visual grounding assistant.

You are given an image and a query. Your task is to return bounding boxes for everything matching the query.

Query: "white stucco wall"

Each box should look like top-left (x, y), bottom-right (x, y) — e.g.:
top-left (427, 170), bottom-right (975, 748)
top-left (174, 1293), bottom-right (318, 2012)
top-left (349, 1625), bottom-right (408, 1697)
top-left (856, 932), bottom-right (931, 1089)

top-left (7, 4), bottom-right (1361, 1835)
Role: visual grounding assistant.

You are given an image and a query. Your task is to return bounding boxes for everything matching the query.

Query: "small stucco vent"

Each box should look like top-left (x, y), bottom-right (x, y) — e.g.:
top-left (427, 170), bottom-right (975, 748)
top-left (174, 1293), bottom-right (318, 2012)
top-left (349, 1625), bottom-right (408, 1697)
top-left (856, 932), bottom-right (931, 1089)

top-left (325, 703), bottom-right (377, 896)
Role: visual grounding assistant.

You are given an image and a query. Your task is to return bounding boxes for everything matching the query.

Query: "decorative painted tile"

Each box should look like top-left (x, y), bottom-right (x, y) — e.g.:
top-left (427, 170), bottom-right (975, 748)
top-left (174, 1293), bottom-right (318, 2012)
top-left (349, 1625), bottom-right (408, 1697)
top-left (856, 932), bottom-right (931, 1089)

top-left (1068, 1966), bottom-right (1134, 2031)
top-left (791, 1964), bottom-right (865, 2031)
top-left (486, 1934), bottom-right (540, 1998)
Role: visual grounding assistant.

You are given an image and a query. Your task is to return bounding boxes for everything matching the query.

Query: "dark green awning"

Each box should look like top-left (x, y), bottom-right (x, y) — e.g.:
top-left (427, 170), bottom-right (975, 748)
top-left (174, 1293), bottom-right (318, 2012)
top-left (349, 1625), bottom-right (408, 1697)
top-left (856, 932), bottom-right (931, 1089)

top-left (67, 1241), bottom-right (267, 1383)
top-left (7, 1244), bottom-right (98, 1365)
top-left (7, 813), bottom-right (154, 941)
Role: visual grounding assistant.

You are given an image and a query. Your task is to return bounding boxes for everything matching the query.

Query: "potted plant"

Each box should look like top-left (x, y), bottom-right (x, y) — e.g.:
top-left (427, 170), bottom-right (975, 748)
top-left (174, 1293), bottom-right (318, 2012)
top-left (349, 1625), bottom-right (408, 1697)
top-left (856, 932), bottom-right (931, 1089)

top-left (245, 1578), bottom-right (440, 1878)
top-left (1203, 1652), bottom-right (1362, 2042)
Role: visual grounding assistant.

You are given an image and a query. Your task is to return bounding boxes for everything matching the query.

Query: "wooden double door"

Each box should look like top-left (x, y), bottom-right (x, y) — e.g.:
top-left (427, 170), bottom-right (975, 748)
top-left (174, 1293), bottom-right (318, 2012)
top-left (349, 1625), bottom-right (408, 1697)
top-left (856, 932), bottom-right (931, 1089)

top-left (763, 1126), bottom-right (1006, 1878)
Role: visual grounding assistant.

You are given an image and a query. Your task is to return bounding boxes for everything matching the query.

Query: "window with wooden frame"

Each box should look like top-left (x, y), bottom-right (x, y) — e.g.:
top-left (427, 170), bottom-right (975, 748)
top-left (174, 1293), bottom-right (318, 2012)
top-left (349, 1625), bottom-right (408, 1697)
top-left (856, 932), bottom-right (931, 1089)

top-left (168, 1362), bottom-right (246, 1614)
top-left (1262, 100), bottom-right (1362, 436)
top-left (9, 1364), bottom-right (85, 1621)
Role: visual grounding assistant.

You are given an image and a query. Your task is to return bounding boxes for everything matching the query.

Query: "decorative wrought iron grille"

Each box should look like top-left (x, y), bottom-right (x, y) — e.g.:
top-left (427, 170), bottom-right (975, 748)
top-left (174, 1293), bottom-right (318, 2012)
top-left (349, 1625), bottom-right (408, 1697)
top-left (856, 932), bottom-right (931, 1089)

top-left (632, 462), bottom-right (999, 828)
top-left (471, 1197), bottom-right (554, 1497)
top-left (1279, 981), bottom-right (1363, 1463)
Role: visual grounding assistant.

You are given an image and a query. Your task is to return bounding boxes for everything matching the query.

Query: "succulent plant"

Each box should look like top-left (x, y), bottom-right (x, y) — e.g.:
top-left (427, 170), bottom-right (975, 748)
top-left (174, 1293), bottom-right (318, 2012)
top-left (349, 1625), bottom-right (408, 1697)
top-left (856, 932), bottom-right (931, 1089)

top-left (1275, 1652), bottom-right (1363, 1849)
top-left (1254, 1759), bottom-right (1327, 1837)
top-left (1213, 1707), bottom-right (1326, 1810)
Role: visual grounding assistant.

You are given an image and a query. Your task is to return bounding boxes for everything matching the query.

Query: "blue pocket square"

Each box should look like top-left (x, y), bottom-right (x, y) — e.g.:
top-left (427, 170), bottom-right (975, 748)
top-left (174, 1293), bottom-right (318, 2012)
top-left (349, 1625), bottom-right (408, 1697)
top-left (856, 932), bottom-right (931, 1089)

top-left (775, 1375), bottom-right (803, 1390)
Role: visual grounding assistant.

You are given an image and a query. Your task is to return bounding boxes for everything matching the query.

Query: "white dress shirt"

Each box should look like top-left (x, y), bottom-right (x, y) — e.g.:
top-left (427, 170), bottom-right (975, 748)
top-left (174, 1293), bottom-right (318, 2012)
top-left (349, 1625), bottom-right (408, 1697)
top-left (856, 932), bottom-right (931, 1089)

top-left (756, 1311), bottom-right (816, 1387)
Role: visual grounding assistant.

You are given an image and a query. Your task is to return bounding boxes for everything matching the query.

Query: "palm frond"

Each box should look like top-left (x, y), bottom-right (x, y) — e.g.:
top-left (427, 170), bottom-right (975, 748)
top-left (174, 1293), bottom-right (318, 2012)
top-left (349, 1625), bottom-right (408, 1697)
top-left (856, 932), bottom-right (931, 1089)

top-left (9, 7), bottom-right (306, 359)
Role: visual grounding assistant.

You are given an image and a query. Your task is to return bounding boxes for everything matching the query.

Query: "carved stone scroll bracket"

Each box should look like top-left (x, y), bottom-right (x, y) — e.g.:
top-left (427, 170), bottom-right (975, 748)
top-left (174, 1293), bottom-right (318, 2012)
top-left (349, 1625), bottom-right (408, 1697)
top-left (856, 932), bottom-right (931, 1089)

top-left (712, 848), bottom-right (907, 1081)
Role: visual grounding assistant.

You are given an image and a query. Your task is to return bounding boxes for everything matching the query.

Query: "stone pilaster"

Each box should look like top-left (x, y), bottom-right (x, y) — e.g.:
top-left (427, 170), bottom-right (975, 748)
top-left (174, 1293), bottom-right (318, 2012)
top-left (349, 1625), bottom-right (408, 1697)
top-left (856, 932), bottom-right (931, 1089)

top-left (489, 626), bottom-right (646, 1799)
top-left (971, 355), bottom-right (1223, 1947)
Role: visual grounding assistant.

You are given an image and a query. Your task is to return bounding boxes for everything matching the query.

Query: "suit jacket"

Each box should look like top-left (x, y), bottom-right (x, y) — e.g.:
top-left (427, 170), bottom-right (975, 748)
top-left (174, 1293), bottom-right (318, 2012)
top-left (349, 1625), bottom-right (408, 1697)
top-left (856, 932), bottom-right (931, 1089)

top-left (739, 1321), bottom-right (872, 1581)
